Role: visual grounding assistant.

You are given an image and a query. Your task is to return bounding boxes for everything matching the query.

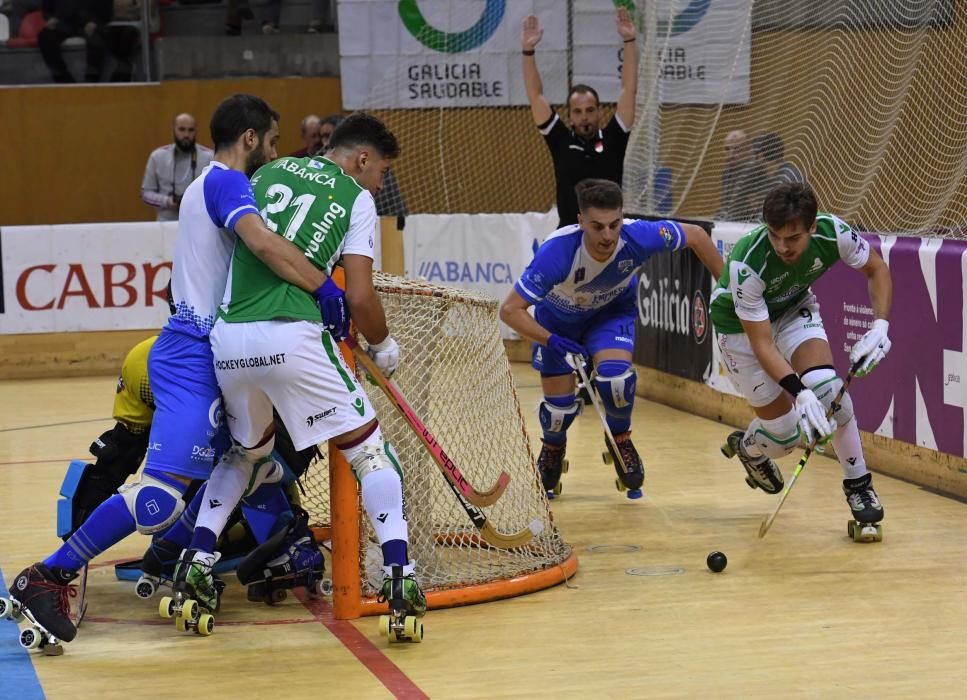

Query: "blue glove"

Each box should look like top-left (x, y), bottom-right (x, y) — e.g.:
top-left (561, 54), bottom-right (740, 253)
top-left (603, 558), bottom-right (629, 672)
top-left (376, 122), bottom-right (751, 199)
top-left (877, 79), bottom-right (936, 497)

top-left (313, 277), bottom-right (349, 341)
top-left (546, 334), bottom-right (587, 368)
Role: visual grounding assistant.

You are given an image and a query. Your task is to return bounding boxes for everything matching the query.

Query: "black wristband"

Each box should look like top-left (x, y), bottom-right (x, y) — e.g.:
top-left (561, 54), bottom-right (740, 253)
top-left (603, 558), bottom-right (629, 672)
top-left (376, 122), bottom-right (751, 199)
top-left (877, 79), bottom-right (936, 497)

top-left (779, 373), bottom-right (806, 397)
top-left (623, 38), bottom-right (635, 43)
top-left (522, 49), bottom-right (535, 56)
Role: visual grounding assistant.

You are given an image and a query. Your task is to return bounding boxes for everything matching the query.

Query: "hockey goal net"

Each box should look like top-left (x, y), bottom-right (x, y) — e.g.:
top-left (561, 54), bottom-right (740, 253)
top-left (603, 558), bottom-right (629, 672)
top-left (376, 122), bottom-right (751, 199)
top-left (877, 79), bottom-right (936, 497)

top-left (301, 272), bottom-right (576, 619)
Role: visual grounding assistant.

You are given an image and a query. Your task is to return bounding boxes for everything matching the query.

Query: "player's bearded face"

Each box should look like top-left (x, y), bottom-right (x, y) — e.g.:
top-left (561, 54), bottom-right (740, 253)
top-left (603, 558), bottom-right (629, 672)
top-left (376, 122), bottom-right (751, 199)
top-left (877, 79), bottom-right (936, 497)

top-left (578, 207), bottom-right (623, 262)
top-left (767, 221), bottom-right (813, 265)
top-left (246, 121), bottom-right (281, 177)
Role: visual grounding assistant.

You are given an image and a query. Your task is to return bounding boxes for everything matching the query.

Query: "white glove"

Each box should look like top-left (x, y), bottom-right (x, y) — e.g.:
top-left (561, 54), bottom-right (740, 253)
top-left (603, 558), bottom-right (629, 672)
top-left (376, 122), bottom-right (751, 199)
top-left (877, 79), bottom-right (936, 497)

top-left (849, 319), bottom-right (891, 377)
top-left (796, 389), bottom-right (835, 445)
top-left (367, 336), bottom-right (400, 379)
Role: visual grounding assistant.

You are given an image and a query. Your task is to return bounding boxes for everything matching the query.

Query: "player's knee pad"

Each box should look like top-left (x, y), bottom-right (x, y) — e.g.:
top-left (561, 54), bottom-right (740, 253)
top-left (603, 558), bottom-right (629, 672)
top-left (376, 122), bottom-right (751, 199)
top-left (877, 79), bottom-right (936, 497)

top-left (539, 398), bottom-right (581, 436)
top-left (218, 441), bottom-right (284, 499)
top-left (346, 431), bottom-right (403, 483)
top-left (801, 366), bottom-right (854, 426)
top-left (749, 410), bottom-right (801, 459)
top-left (118, 471), bottom-right (188, 535)
top-left (592, 360), bottom-right (636, 420)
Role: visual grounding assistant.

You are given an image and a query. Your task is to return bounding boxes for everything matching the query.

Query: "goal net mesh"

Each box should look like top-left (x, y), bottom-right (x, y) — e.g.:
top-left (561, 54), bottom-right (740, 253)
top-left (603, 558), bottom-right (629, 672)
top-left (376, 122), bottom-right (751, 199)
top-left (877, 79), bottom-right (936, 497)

top-left (301, 273), bottom-right (572, 598)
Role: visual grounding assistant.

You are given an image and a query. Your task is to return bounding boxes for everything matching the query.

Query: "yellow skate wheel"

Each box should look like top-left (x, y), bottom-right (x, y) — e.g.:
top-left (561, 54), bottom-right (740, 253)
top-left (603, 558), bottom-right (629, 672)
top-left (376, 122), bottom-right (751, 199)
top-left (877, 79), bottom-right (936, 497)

top-left (403, 616), bottom-right (424, 643)
top-left (561, 459), bottom-right (569, 474)
top-left (378, 614), bottom-right (392, 638)
top-left (182, 599), bottom-right (198, 621)
top-left (847, 521), bottom-right (855, 538)
top-left (602, 451), bottom-right (612, 465)
top-left (159, 596), bottom-right (175, 619)
top-left (552, 482), bottom-right (563, 496)
top-left (615, 478), bottom-right (626, 492)
top-left (197, 614), bottom-right (215, 636)
top-left (175, 615), bottom-right (188, 633)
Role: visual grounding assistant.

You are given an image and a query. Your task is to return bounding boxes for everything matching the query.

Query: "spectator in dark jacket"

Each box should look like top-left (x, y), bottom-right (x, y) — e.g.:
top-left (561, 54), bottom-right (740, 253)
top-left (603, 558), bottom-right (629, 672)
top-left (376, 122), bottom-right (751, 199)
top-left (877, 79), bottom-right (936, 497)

top-left (38, 0), bottom-right (112, 82)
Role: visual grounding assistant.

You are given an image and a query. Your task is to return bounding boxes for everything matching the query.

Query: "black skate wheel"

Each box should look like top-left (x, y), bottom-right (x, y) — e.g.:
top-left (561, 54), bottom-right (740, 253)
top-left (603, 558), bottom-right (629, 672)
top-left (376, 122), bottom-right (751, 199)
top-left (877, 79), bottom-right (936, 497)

top-left (744, 476), bottom-right (757, 490)
top-left (268, 588), bottom-right (287, 605)
top-left (0, 598), bottom-right (9, 619)
top-left (136, 579), bottom-right (156, 599)
top-left (847, 521), bottom-right (855, 538)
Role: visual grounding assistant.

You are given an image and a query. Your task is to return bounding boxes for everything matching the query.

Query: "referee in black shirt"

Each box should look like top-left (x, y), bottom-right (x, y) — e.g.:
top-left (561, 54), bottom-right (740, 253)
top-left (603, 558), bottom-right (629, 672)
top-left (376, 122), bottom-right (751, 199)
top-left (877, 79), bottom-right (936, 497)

top-left (521, 9), bottom-right (639, 228)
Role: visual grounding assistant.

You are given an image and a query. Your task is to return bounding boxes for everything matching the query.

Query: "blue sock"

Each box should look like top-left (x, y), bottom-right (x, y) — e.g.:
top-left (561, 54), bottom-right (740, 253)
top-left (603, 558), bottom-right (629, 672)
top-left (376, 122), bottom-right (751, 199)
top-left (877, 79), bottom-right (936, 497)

top-left (160, 485), bottom-right (205, 550)
top-left (45, 494), bottom-right (135, 572)
top-left (542, 394), bottom-right (576, 446)
top-left (241, 482), bottom-right (293, 544)
top-left (381, 539), bottom-right (408, 568)
top-left (189, 527), bottom-right (217, 555)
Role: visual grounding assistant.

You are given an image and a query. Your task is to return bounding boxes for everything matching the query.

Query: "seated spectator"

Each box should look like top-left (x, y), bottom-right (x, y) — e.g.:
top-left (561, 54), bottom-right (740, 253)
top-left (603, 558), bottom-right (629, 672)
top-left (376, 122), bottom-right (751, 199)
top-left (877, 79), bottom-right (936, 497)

top-left (288, 114), bottom-right (321, 157)
top-left (3, 0), bottom-right (41, 35)
top-left (718, 129), bottom-right (766, 221)
top-left (38, 0), bottom-right (113, 83)
top-left (316, 113), bottom-right (343, 153)
top-left (104, 0), bottom-right (158, 82)
top-left (753, 132), bottom-right (806, 186)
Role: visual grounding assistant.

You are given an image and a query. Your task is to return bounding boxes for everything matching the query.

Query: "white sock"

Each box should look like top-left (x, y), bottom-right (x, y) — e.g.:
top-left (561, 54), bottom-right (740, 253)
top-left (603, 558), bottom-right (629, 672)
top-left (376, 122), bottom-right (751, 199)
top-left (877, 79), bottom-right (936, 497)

top-left (194, 458), bottom-right (250, 544)
top-left (360, 468), bottom-right (409, 546)
top-left (832, 418), bottom-right (868, 480)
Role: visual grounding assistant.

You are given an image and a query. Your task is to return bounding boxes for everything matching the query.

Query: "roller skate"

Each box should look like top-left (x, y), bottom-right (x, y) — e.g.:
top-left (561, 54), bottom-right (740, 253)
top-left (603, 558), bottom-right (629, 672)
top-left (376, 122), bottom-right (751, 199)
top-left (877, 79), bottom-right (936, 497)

top-left (159, 549), bottom-right (222, 636)
top-left (0, 564), bottom-right (78, 655)
top-left (537, 440), bottom-right (568, 499)
top-left (377, 563), bottom-right (426, 644)
top-left (843, 473), bottom-right (884, 542)
top-left (135, 537), bottom-right (182, 600)
top-left (237, 508), bottom-right (332, 604)
top-left (603, 431), bottom-right (644, 499)
top-left (720, 430), bottom-right (784, 494)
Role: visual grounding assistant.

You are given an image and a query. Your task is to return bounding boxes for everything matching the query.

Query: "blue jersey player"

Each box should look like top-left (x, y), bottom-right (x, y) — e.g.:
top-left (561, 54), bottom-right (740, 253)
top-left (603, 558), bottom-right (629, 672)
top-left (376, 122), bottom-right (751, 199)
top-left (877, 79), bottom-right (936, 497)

top-left (7, 94), bottom-right (348, 647)
top-left (500, 179), bottom-right (722, 498)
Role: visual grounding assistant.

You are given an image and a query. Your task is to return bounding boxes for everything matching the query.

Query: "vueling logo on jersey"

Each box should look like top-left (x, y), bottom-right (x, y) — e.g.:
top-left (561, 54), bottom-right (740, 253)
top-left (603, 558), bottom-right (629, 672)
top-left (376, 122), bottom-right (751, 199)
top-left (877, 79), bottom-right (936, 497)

top-left (306, 201), bottom-right (348, 260)
top-left (273, 158), bottom-right (337, 187)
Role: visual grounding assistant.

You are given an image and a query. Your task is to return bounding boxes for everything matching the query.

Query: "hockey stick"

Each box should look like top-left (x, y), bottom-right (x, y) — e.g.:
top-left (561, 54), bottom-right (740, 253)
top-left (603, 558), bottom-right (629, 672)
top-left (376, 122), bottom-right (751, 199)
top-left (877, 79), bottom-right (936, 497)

top-left (345, 336), bottom-right (510, 507)
top-left (571, 355), bottom-right (633, 481)
top-left (758, 360), bottom-right (862, 538)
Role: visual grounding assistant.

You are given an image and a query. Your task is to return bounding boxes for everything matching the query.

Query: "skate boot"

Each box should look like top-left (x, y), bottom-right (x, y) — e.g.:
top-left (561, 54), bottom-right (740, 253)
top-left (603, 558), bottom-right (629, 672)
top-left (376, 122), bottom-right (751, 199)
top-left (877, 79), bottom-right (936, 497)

top-left (237, 508), bottom-right (331, 605)
top-left (0, 563), bottom-right (78, 654)
top-left (721, 430), bottom-right (784, 495)
top-left (537, 440), bottom-right (568, 499)
top-left (135, 537), bottom-right (182, 600)
top-left (159, 549), bottom-right (221, 636)
top-left (377, 563), bottom-right (426, 643)
top-left (843, 473), bottom-right (884, 542)
top-left (603, 432), bottom-right (644, 499)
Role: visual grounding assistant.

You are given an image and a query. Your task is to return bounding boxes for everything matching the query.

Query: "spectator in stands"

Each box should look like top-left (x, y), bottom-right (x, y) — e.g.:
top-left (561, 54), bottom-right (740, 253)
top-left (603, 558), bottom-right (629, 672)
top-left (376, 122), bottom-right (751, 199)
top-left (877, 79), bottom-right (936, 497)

top-left (753, 132), bottom-right (806, 187)
top-left (718, 129), bottom-right (765, 221)
top-left (288, 114), bottom-right (321, 157)
top-left (520, 8), bottom-right (638, 228)
top-left (141, 113), bottom-right (214, 221)
top-left (104, 0), bottom-right (158, 81)
top-left (317, 113), bottom-right (343, 153)
top-left (37, 0), bottom-right (113, 83)
top-left (3, 0), bottom-right (41, 35)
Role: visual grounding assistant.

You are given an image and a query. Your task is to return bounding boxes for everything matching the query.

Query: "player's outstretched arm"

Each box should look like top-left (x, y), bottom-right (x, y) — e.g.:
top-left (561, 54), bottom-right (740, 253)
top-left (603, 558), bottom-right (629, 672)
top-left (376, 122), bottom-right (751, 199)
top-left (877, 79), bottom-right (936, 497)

top-left (521, 15), bottom-right (553, 126)
top-left (682, 223), bottom-right (724, 279)
top-left (615, 7), bottom-right (638, 128)
top-left (234, 212), bottom-right (327, 292)
top-left (499, 288), bottom-right (550, 345)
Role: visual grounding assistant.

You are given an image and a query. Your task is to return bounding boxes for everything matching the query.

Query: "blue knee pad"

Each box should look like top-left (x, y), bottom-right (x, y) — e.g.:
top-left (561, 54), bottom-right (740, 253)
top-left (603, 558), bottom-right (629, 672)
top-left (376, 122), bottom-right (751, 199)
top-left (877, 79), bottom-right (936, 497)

top-left (592, 360), bottom-right (636, 421)
top-left (539, 396), bottom-right (581, 445)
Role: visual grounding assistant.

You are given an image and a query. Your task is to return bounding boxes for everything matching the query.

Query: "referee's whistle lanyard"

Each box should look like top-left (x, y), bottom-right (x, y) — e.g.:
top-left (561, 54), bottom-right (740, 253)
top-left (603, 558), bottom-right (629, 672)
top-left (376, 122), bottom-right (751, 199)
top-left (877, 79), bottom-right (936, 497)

top-left (170, 147), bottom-right (198, 199)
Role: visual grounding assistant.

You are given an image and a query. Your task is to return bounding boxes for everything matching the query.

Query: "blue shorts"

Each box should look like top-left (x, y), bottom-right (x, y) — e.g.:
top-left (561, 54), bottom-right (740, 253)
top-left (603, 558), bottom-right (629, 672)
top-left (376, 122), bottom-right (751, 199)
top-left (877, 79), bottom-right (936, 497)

top-left (532, 293), bottom-right (637, 376)
top-left (145, 327), bottom-right (224, 481)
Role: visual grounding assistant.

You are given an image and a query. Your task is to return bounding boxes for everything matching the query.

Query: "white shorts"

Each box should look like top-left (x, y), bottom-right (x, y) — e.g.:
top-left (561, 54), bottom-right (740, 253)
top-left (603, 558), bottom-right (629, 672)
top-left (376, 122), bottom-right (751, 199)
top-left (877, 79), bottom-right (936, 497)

top-left (717, 293), bottom-right (829, 407)
top-left (210, 319), bottom-right (376, 450)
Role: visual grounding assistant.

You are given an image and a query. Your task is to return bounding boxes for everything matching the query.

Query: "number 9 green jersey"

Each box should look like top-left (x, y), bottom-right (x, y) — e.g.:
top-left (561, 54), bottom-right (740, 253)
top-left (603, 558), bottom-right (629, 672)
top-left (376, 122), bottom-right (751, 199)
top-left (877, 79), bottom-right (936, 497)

top-left (218, 156), bottom-right (377, 324)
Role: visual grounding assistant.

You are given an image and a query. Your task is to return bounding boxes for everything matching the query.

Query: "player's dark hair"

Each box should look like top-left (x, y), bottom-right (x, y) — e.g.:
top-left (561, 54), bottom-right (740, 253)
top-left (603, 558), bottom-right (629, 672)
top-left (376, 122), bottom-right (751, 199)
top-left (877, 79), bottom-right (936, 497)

top-left (328, 112), bottom-right (400, 159)
top-left (753, 132), bottom-right (785, 163)
top-left (576, 179), bottom-right (623, 212)
top-left (567, 84), bottom-right (600, 109)
top-left (210, 94), bottom-right (280, 151)
top-left (762, 182), bottom-right (818, 230)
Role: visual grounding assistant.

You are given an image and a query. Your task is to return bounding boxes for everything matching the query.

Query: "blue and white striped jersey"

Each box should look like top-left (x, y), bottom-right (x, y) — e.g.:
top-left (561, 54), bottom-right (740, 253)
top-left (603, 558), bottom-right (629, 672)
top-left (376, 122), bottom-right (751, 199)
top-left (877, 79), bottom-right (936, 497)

top-left (166, 161), bottom-right (259, 338)
top-left (514, 219), bottom-right (686, 322)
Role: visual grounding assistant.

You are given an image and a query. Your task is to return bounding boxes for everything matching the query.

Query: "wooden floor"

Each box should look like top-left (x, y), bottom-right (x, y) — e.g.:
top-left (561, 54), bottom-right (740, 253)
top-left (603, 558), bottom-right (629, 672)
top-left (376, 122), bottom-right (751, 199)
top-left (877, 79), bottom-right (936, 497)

top-left (2, 365), bottom-right (966, 699)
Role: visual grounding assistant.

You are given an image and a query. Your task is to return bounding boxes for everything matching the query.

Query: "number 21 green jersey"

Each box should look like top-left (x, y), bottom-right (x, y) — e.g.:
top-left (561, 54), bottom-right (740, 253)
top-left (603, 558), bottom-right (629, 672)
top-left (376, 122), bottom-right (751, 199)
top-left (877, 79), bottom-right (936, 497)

top-left (218, 156), bottom-right (377, 323)
top-left (709, 213), bottom-right (870, 334)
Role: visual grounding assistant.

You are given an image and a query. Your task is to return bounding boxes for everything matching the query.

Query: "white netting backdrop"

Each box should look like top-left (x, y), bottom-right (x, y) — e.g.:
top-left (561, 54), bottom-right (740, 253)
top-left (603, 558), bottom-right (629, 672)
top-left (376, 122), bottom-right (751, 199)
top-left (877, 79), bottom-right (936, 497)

top-left (301, 273), bottom-right (572, 597)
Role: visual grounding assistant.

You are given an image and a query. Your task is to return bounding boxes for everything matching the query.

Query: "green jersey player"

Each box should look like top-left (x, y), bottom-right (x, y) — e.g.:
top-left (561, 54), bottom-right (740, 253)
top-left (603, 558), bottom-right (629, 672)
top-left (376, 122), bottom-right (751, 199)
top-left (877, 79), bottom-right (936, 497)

top-left (205, 113), bottom-right (426, 637)
top-left (711, 183), bottom-right (892, 539)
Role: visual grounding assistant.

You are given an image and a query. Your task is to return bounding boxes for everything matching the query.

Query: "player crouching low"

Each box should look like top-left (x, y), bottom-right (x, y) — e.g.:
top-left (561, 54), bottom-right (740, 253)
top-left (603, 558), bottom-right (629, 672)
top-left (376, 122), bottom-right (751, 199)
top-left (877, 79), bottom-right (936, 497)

top-left (499, 179), bottom-right (723, 499)
top-left (711, 183), bottom-right (890, 539)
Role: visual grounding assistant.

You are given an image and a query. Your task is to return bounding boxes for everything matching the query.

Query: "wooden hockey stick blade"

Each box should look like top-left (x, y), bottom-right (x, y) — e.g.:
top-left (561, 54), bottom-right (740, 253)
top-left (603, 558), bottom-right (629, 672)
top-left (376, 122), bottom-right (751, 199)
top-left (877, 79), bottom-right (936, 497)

top-left (346, 337), bottom-right (511, 507)
top-left (445, 476), bottom-right (542, 548)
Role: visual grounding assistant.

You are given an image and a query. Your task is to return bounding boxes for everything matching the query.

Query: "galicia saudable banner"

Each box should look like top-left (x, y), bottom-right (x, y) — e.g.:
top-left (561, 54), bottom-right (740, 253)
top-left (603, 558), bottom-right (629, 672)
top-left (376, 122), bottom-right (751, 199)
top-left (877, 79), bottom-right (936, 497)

top-left (337, 0), bottom-right (568, 109)
top-left (633, 225), bottom-right (713, 382)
